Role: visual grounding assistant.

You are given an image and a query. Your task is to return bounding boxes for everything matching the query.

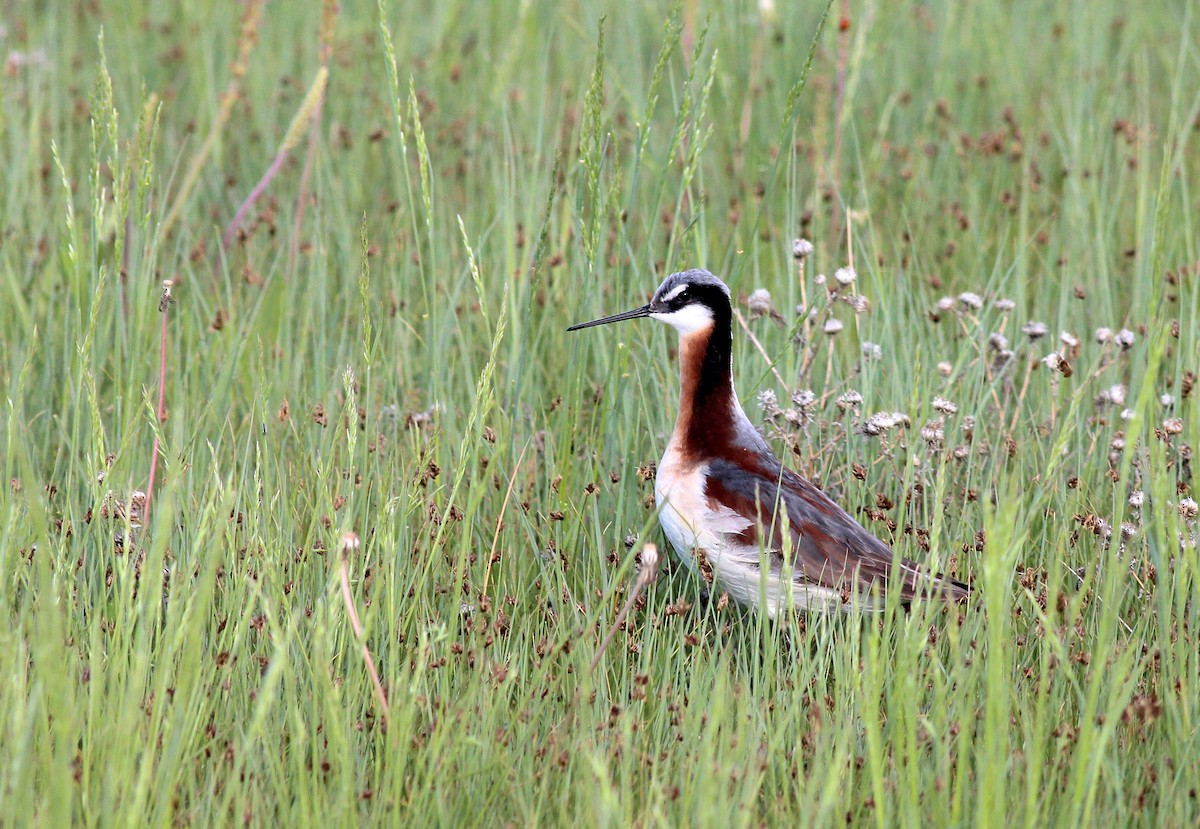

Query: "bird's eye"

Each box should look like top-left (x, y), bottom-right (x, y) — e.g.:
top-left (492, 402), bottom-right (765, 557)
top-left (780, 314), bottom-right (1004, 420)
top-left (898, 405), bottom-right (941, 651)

top-left (675, 289), bottom-right (689, 303)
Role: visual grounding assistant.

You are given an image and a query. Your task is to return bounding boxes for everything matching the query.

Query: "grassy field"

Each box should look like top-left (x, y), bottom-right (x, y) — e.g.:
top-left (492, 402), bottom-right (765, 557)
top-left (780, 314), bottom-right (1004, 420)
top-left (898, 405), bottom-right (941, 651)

top-left (2, 0), bottom-right (1199, 825)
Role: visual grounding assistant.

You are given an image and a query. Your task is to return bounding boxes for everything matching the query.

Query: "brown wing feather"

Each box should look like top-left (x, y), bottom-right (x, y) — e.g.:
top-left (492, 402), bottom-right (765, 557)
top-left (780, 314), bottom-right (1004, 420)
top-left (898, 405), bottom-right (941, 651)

top-left (705, 457), bottom-right (970, 603)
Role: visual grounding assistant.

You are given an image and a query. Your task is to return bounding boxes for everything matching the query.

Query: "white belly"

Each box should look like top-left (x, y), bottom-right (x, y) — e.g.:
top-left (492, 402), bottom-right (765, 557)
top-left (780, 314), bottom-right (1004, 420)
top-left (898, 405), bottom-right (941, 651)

top-left (655, 446), bottom-right (853, 616)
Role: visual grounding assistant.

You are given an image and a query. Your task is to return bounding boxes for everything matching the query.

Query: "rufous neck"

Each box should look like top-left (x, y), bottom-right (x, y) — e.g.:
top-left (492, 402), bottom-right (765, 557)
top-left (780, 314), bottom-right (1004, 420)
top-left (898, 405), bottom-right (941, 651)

top-left (673, 320), bottom-right (737, 455)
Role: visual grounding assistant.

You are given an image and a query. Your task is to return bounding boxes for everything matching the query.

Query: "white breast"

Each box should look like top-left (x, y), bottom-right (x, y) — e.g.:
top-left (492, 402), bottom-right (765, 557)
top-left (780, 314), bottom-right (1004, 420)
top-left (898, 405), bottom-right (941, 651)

top-left (655, 444), bottom-right (856, 616)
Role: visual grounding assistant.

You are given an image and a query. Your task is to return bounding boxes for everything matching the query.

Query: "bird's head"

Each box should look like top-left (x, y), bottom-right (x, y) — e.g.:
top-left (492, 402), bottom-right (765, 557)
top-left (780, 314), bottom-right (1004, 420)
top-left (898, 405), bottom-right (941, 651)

top-left (567, 269), bottom-right (731, 335)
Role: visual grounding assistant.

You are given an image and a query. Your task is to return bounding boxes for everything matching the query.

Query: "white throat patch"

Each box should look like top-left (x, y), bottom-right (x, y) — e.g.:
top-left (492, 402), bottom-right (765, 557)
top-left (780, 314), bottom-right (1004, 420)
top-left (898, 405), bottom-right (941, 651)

top-left (650, 303), bottom-right (713, 334)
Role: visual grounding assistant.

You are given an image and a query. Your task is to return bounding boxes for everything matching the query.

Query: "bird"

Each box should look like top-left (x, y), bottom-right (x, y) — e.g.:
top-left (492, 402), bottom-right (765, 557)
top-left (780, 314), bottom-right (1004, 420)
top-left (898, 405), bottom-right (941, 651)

top-left (568, 268), bottom-right (971, 616)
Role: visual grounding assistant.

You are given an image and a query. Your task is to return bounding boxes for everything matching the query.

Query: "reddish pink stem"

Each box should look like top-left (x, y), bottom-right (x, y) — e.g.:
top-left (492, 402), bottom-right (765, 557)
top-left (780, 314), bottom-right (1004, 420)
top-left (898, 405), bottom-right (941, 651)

top-left (145, 293), bottom-right (169, 523)
top-left (340, 538), bottom-right (390, 724)
top-left (222, 148), bottom-right (290, 254)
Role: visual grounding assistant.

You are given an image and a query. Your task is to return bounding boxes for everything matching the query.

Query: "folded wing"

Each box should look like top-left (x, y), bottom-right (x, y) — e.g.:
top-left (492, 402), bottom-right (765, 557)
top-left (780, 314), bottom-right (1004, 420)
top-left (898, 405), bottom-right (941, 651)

top-left (704, 457), bottom-right (970, 603)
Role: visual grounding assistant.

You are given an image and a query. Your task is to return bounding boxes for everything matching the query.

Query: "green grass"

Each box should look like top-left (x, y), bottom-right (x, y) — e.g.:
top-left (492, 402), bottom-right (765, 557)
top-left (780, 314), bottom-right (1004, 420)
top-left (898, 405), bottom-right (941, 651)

top-left (2, 0), bottom-right (1199, 825)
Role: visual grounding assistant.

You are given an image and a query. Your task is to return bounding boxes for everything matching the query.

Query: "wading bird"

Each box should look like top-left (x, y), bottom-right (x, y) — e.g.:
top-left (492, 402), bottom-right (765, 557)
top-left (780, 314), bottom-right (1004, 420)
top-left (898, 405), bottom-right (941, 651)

top-left (569, 269), bottom-right (970, 616)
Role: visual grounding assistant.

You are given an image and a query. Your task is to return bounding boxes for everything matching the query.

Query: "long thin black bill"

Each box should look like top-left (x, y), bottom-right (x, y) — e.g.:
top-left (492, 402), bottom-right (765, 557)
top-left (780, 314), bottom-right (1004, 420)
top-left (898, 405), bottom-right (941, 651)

top-left (566, 304), bottom-right (652, 331)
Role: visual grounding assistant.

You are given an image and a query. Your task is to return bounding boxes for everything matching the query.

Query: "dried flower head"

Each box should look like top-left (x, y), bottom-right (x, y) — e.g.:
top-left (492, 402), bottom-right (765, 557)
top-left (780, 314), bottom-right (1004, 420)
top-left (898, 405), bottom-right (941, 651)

top-left (791, 389), bottom-right (816, 409)
top-left (844, 295), bottom-right (869, 314)
top-left (932, 397), bottom-right (958, 414)
top-left (921, 418), bottom-right (945, 447)
top-left (861, 411), bottom-right (910, 435)
top-left (935, 296), bottom-right (956, 314)
top-left (746, 288), bottom-right (774, 316)
top-left (1060, 330), bottom-right (1079, 349)
top-left (1179, 498), bottom-right (1199, 520)
top-left (1095, 327), bottom-right (1113, 343)
top-left (1103, 384), bottom-right (1128, 406)
top-left (638, 543), bottom-right (661, 583)
top-left (1115, 329), bottom-right (1136, 350)
top-left (1160, 393), bottom-right (1174, 407)
top-left (861, 341), bottom-right (882, 360)
top-left (823, 318), bottom-right (844, 335)
top-left (834, 266), bottom-right (856, 286)
top-left (1022, 321), bottom-right (1049, 340)
top-left (836, 390), bottom-right (863, 409)
top-left (1128, 490), bottom-right (1144, 509)
top-left (792, 238), bottom-right (814, 260)
top-left (757, 389), bottom-right (781, 417)
top-left (1041, 352), bottom-right (1063, 371)
top-left (937, 361), bottom-right (953, 377)
top-left (957, 292), bottom-right (983, 310)
top-left (994, 298), bottom-right (1016, 312)
top-left (988, 332), bottom-right (1010, 352)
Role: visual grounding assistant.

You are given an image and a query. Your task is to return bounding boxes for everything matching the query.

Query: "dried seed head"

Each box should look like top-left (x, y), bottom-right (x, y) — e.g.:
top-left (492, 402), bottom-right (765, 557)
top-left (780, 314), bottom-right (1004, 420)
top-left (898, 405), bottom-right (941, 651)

top-left (1042, 352), bottom-right (1063, 371)
top-left (1179, 498), bottom-right (1199, 520)
top-left (861, 341), bottom-right (882, 360)
top-left (932, 397), bottom-right (958, 414)
top-left (994, 298), bottom-right (1016, 312)
top-left (1095, 327), bottom-right (1113, 343)
top-left (1128, 490), bottom-right (1145, 508)
top-left (1115, 329), bottom-right (1136, 350)
top-left (792, 389), bottom-right (817, 408)
top-left (823, 318), bottom-right (844, 336)
top-left (1060, 330), bottom-right (1079, 349)
top-left (935, 296), bottom-right (956, 313)
top-left (1097, 383), bottom-right (1127, 407)
top-left (746, 288), bottom-right (774, 316)
top-left (1022, 321), bottom-right (1049, 340)
top-left (861, 411), bottom-right (910, 435)
top-left (988, 332), bottom-right (1010, 352)
top-left (844, 294), bottom-right (869, 314)
top-left (1120, 522), bottom-right (1138, 540)
top-left (792, 238), bottom-right (814, 260)
top-left (340, 531), bottom-right (361, 559)
top-left (921, 419), bottom-right (945, 447)
top-left (936, 361), bottom-right (953, 377)
top-left (834, 266), bottom-right (856, 286)
top-left (159, 280), bottom-right (175, 313)
top-left (1162, 417), bottom-right (1184, 435)
top-left (637, 543), bottom-right (661, 585)
top-left (836, 390), bottom-right (863, 409)
top-left (757, 389), bottom-right (782, 417)
top-left (1160, 393), bottom-right (1174, 407)
top-left (957, 292), bottom-right (983, 310)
